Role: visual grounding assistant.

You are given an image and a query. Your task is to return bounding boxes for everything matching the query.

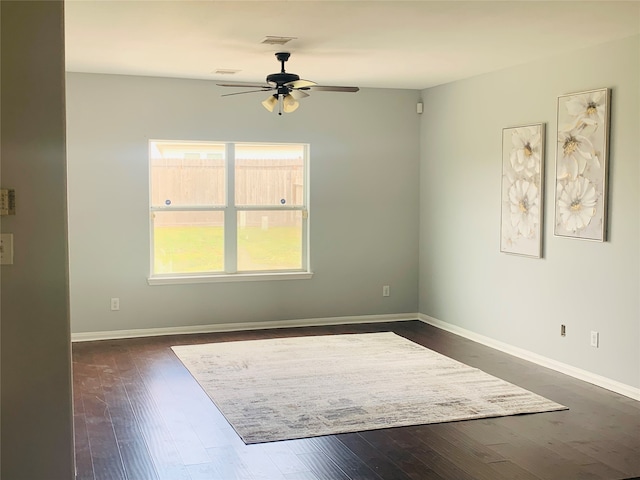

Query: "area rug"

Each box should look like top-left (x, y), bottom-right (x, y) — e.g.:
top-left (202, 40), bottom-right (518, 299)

top-left (171, 332), bottom-right (567, 444)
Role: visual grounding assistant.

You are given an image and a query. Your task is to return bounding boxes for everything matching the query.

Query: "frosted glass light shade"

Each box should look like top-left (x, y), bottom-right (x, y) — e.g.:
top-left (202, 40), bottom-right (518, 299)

top-left (261, 95), bottom-right (278, 112)
top-left (282, 94), bottom-right (299, 113)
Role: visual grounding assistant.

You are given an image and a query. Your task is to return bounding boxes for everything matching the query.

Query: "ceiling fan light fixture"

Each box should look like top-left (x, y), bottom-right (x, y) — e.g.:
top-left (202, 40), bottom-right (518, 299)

top-left (219, 52), bottom-right (359, 116)
top-left (282, 94), bottom-right (299, 113)
top-left (261, 94), bottom-right (278, 112)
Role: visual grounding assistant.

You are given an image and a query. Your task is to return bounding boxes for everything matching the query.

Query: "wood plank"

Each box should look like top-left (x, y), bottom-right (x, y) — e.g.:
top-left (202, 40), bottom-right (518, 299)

top-left (487, 440), bottom-right (603, 480)
top-left (205, 445), bottom-right (257, 479)
top-left (366, 427), bottom-right (481, 480)
top-left (337, 432), bottom-right (416, 480)
top-left (98, 347), bottom-right (161, 480)
top-left (72, 354), bottom-right (96, 480)
top-left (186, 462), bottom-right (222, 480)
top-left (309, 436), bottom-right (384, 480)
top-left (398, 425), bottom-right (505, 480)
top-left (487, 460), bottom-right (542, 480)
top-left (73, 412), bottom-right (95, 480)
top-left (258, 440), bottom-right (314, 476)
top-left (235, 446), bottom-right (289, 480)
top-left (283, 471), bottom-right (321, 480)
top-left (297, 451), bottom-right (351, 480)
top-left (78, 350), bottom-right (127, 480)
top-left (114, 344), bottom-right (192, 480)
top-left (134, 348), bottom-right (211, 466)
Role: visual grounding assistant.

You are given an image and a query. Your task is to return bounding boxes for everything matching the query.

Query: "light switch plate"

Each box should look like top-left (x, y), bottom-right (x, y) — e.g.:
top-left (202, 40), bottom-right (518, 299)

top-left (0, 189), bottom-right (16, 216)
top-left (0, 233), bottom-right (14, 265)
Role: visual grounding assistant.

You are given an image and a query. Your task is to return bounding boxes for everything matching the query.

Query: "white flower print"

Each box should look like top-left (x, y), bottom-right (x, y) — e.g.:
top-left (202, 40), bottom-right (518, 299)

top-left (509, 127), bottom-right (542, 178)
top-left (508, 179), bottom-right (539, 237)
top-left (564, 90), bottom-right (606, 133)
top-left (557, 176), bottom-right (597, 233)
top-left (557, 130), bottom-right (599, 180)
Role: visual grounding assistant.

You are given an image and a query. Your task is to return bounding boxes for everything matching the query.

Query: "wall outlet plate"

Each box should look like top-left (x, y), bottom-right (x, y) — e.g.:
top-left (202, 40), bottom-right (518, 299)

top-left (590, 331), bottom-right (599, 348)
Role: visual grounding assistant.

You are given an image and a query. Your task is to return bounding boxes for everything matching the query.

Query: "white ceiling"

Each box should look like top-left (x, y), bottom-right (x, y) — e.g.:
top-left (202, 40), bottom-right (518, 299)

top-left (64, 1), bottom-right (640, 90)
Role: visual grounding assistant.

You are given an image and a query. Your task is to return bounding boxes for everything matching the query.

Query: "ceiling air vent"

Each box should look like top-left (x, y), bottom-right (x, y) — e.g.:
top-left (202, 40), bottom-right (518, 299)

top-left (213, 69), bottom-right (241, 75)
top-left (261, 36), bottom-right (297, 46)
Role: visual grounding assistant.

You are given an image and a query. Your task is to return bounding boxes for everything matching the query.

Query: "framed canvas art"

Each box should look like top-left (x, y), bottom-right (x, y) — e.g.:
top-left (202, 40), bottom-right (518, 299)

top-left (554, 88), bottom-right (610, 241)
top-left (500, 123), bottom-right (545, 258)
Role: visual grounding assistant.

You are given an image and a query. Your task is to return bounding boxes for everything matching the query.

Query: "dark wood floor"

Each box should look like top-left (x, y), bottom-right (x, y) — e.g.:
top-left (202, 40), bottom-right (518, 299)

top-left (72, 321), bottom-right (640, 480)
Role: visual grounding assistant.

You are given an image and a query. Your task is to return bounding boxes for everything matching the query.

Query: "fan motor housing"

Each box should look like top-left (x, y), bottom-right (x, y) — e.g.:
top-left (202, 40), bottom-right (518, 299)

top-left (266, 72), bottom-right (300, 85)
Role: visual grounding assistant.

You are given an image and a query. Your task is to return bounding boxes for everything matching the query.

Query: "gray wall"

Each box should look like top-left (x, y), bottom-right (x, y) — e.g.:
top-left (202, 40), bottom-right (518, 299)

top-left (419, 35), bottom-right (640, 388)
top-left (1, 1), bottom-right (75, 478)
top-left (66, 73), bottom-right (420, 333)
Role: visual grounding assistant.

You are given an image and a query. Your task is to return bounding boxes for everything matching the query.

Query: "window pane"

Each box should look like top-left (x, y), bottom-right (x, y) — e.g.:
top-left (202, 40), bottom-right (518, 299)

top-left (235, 144), bottom-right (305, 206)
top-left (153, 211), bottom-right (224, 274)
top-left (150, 141), bottom-right (225, 207)
top-left (237, 210), bottom-right (302, 271)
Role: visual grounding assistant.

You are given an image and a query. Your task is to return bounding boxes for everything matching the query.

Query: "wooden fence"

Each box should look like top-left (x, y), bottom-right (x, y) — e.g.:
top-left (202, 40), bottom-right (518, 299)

top-left (151, 158), bottom-right (304, 227)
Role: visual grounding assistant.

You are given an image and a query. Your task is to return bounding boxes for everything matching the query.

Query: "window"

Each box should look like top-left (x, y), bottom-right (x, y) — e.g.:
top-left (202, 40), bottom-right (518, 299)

top-left (149, 140), bottom-right (310, 283)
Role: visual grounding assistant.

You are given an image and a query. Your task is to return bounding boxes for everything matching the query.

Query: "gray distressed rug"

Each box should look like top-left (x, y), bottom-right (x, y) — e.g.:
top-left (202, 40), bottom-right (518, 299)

top-left (171, 332), bottom-right (567, 444)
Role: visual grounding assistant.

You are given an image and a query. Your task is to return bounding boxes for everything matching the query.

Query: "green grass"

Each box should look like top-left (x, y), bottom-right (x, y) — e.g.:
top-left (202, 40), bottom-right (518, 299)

top-left (154, 225), bottom-right (301, 273)
top-left (238, 226), bottom-right (301, 271)
top-left (154, 225), bottom-right (224, 273)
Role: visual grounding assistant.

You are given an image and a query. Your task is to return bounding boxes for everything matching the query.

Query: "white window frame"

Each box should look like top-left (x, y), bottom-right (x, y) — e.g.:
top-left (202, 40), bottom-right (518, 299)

top-left (148, 140), bottom-right (312, 285)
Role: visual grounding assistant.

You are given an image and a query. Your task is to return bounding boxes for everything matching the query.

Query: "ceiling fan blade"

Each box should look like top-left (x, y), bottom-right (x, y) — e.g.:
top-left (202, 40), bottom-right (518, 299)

top-left (216, 82), bottom-right (271, 88)
top-left (286, 79), bottom-right (317, 89)
top-left (221, 89), bottom-right (275, 97)
top-left (289, 89), bottom-right (310, 100)
top-left (308, 85), bottom-right (360, 93)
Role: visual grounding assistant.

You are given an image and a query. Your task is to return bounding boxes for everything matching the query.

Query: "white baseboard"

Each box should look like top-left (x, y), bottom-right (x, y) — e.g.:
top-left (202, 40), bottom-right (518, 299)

top-left (419, 314), bottom-right (640, 402)
top-left (71, 313), bottom-right (419, 343)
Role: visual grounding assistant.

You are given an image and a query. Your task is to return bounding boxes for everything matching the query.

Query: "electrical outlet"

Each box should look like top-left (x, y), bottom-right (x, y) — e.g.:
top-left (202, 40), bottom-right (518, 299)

top-left (110, 298), bottom-right (120, 311)
top-left (382, 285), bottom-right (390, 297)
top-left (590, 331), bottom-right (599, 348)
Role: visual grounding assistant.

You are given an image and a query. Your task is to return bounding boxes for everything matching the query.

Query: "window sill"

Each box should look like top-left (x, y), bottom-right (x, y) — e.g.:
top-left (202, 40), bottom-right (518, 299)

top-left (147, 271), bottom-right (314, 285)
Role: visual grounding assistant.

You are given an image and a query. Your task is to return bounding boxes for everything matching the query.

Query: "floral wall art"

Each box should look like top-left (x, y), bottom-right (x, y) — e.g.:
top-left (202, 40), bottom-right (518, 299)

top-left (555, 88), bottom-right (610, 241)
top-left (501, 123), bottom-right (545, 258)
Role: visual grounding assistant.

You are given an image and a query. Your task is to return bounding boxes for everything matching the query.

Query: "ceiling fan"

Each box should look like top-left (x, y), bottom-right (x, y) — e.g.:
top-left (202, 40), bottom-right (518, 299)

top-left (216, 52), bottom-right (359, 115)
